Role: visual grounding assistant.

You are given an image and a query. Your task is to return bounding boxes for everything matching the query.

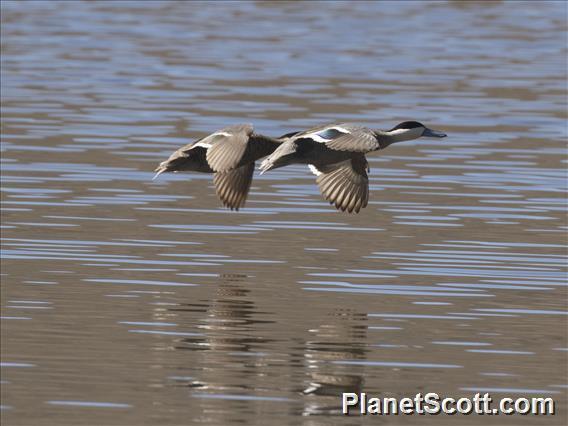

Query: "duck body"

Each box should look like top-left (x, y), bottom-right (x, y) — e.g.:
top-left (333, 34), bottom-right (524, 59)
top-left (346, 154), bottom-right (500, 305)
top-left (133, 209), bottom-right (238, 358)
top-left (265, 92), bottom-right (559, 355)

top-left (259, 123), bottom-right (387, 173)
top-left (154, 123), bottom-right (280, 210)
top-left (259, 121), bottom-right (447, 213)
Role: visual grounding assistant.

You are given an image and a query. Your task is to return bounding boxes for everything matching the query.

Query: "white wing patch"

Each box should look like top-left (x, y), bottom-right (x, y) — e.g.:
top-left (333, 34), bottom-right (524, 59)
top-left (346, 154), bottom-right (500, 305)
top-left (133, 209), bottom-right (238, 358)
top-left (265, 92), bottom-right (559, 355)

top-left (194, 141), bottom-right (213, 149)
top-left (306, 134), bottom-right (330, 143)
top-left (308, 160), bottom-right (351, 176)
top-left (308, 164), bottom-right (322, 176)
top-left (330, 126), bottom-right (350, 134)
top-left (194, 131), bottom-right (232, 149)
top-left (305, 126), bottom-right (352, 143)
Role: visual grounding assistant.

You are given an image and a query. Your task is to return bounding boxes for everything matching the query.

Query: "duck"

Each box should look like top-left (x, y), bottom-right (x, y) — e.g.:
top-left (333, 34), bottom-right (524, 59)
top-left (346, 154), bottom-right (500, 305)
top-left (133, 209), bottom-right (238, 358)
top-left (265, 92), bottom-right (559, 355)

top-left (259, 121), bottom-right (447, 213)
top-left (153, 124), bottom-right (281, 210)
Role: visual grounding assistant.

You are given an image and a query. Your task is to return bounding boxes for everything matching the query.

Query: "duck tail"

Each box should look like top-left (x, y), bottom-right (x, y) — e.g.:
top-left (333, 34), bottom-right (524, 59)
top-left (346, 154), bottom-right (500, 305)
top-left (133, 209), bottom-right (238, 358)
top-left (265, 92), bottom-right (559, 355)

top-left (258, 141), bottom-right (297, 174)
top-left (152, 166), bottom-right (167, 181)
top-left (152, 158), bottom-right (173, 180)
top-left (259, 157), bottom-right (276, 175)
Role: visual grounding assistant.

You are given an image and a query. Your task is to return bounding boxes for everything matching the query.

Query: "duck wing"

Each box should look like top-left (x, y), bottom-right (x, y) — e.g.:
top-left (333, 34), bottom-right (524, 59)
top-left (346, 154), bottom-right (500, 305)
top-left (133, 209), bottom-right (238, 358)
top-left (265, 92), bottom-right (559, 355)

top-left (310, 155), bottom-right (369, 213)
top-left (213, 162), bottom-right (255, 211)
top-left (206, 124), bottom-right (279, 172)
top-left (293, 123), bottom-right (379, 153)
top-left (154, 124), bottom-right (244, 179)
top-left (205, 124), bottom-right (254, 172)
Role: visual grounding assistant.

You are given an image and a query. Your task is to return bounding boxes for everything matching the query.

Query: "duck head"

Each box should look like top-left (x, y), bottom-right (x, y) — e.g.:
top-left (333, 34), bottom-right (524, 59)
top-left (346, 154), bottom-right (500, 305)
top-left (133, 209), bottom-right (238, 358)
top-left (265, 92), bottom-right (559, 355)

top-left (382, 121), bottom-right (447, 144)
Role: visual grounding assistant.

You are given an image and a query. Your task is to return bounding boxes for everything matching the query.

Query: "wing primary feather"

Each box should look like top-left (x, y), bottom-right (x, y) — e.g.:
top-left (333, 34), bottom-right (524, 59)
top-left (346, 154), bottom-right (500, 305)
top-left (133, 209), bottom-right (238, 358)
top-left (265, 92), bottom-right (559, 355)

top-left (213, 162), bottom-right (254, 210)
top-left (314, 155), bottom-right (369, 214)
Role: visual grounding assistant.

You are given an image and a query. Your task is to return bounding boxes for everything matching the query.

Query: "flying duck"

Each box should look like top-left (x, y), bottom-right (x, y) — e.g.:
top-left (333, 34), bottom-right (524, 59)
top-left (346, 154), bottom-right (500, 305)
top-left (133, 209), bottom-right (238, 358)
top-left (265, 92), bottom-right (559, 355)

top-left (259, 121), bottom-right (447, 213)
top-left (153, 124), bottom-right (281, 210)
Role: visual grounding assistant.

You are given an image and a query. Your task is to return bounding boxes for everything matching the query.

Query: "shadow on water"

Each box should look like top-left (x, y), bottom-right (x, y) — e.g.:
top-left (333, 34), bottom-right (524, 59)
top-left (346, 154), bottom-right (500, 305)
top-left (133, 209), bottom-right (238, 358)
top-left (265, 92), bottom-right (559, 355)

top-left (163, 274), bottom-right (373, 418)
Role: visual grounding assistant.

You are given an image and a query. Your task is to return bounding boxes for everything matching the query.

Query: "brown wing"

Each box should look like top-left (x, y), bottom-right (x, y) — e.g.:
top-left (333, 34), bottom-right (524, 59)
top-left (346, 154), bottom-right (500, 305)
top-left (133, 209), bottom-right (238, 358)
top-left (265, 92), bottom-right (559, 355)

top-left (213, 162), bottom-right (255, 210)
top-left (288, 123), bottom-right (379, 153)
top-left (314, 155), bottom-right (369, 213)
top-left (153, 126), bottom-right (239, 178)
top-left (205, 124), bottom-right (254, 172)
top-left (322, 127), bottom-right (379, 152)
top-left (205, 124), bottom-right (280, 172)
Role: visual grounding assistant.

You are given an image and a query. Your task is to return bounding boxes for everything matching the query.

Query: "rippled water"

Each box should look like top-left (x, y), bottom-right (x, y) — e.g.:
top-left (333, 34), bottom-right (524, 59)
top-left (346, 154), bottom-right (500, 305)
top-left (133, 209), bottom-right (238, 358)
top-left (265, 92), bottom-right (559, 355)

top-left (1, 1), bottom-right (567, 425)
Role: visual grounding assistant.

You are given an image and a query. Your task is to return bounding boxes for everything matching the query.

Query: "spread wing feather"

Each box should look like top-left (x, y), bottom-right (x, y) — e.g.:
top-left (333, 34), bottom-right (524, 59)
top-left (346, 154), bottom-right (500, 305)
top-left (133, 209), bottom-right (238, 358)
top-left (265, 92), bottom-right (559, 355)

top-left (213, 162), bottom-right (255, 210)
top-left (323, 130), bottom-right (379, 152)
top-left (205, 124), bottom-right (254, 172)
top-left (313, 155), bottom-right (369, 213)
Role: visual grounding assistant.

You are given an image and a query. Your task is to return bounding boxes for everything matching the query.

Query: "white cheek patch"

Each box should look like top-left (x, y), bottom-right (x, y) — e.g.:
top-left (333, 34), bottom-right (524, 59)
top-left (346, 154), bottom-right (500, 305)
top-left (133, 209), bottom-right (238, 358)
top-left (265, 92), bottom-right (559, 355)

top-left (388, 128), bottom-right (408, 136)
top-left (410, 128), bottom-right (424, 138)
top-left (388, 128), bottom-right (423, 139)
top-left (308, 164), bottom-right (322, 176)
